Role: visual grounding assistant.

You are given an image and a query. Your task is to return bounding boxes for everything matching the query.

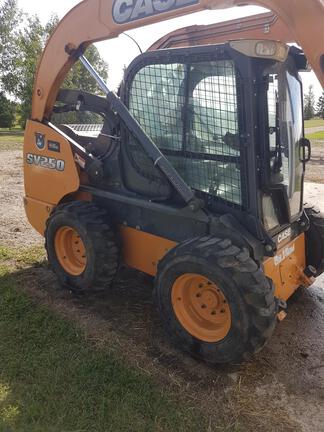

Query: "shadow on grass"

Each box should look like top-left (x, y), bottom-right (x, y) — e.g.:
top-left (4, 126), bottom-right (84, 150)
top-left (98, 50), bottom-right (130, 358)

top-left (1, 257), bottom-right (319, 432)
top-left (0, 265), bottom-right (205, 432)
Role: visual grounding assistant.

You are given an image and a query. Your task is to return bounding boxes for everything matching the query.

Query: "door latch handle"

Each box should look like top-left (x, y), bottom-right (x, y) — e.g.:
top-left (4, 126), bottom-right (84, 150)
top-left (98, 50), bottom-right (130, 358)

top-left (299, 137), bottom-right (311, 163)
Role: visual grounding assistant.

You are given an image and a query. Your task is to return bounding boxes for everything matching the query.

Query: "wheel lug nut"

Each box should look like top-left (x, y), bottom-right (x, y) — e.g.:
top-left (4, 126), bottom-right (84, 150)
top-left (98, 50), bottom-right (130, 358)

top-left (201, 304), bottom-right (207, 309)
top-left (198, 284), bottom-right (203, 288)
top-left (220, 309), bottom-right (225, 313)
top-left (196, 293), bottom-right (201, 298)
top-left (211, 310), bottom-right (216, 315)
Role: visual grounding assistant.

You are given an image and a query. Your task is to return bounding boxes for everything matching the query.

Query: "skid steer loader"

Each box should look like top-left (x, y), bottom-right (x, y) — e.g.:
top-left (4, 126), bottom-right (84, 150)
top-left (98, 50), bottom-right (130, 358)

top-left (24, 0), bottom-right (324, 364)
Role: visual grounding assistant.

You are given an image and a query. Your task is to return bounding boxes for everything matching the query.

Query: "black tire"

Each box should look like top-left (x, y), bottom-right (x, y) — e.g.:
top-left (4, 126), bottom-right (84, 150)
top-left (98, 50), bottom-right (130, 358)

top-left (154, 236), bottom-right (277, 364)
top-left (305, 204), bottom-right (324, 276)
top-left (45, 201), bottom-right (119, 293)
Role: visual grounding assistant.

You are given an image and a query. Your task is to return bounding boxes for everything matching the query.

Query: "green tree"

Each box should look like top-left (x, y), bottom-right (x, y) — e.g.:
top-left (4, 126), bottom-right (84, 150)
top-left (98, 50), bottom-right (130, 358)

top-left (13, 15), bottom-right (49, 127)
top-left (316, 92), bottom-right (324, 119)
top-left (0, 92), bottom-right (15, 128)
top-left (52, 45), bottom-right (109, 125)
top-left (0, 0), bottom-right (108, 127)
top-left (0, 0), bottom-right (22, 90)
top-left (1, 8), bottom-right (108, 128)
top-left (63, 46), bottom-right (108, 93)
top-left (304, 85), bottom-right (316, 120)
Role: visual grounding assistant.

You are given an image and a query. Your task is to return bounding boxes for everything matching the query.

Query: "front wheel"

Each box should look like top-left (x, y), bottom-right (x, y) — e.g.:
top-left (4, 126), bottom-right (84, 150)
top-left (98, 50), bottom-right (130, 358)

top-left (154, 236), bottom-right (277, 364)
top-left (45, 201), bottom-right (119, 293)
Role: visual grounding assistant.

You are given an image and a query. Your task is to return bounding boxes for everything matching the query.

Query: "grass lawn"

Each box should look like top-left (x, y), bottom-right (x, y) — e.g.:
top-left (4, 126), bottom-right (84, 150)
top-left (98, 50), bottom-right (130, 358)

top-left (306, 131), bottom-right (324, 141)
top-left (304, 118), bottom-right (324, 129)
top-left (0, 127), bottom-right (23, 133)
top-left (0, 246), bottom-right (204, 432)
top-left (0, 131), bottom-right (24, 152)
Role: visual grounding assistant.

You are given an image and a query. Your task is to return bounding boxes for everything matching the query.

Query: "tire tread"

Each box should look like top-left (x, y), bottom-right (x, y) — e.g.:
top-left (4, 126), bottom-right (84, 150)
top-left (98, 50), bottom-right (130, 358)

top-left (154, 235), bottom-right (277, 364)
top-left (45, 201), bottom-right (119, 292)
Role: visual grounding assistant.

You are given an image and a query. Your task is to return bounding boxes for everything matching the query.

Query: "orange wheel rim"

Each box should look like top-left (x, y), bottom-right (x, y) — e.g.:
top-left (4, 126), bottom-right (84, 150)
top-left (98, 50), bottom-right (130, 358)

top-left (54, 226), bottom-right (87, 276)
top-left (172, 273), bottom-right (231, 343)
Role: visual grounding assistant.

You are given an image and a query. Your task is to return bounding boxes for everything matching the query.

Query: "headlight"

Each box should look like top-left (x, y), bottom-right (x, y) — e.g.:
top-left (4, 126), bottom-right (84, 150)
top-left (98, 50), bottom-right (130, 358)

top-left (255, 41), bottom-right (277, 57)
top-left (230, 40), bottom-right (289, 62)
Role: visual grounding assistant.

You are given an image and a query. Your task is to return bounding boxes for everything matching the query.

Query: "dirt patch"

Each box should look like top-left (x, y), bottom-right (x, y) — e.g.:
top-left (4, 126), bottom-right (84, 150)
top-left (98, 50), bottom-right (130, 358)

top-left (305, 126), bottom-right (324, 134)
top-left (305, 142), bottom-right (324, 183)
top-left (0, 150), bottom-right (41, 247)
top-left (1, 146), bottom-right (324, 431)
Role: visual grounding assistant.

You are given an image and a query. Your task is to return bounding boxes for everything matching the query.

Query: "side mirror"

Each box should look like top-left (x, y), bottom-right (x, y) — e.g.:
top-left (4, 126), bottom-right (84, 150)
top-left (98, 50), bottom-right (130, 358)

top-left (299, 137), bottom-right (311, 163)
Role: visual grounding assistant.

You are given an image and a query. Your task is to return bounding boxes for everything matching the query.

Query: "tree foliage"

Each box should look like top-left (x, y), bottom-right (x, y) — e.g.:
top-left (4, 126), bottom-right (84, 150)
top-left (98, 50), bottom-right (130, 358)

top-left (52, 45), bottom-right (109, 125)
top-left (304, 85), bottom-right (316, 120)
top-left (0, 2), bottom-right (108, 127)
top-left (0, 92), bottom-right (15, 128)
top-left (0, 0), bottom-right (21, 91)
top-left (11, 15), bottom-right (52, 127)
top-left (63, 47), bottom-right (108, 93)
top-left (316, 91), bottom-right (324, 119)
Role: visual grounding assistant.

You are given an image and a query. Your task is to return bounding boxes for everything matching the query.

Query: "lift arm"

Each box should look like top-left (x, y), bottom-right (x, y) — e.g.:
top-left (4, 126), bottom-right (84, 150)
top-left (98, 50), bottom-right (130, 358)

top-left (32, 0), bottom-right (324, 122)
top-left (79, 54), bottom-right (196, 204)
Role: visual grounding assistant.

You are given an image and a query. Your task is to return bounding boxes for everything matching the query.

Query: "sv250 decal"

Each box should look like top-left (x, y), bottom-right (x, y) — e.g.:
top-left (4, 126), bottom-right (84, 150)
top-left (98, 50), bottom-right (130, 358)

top-left (26, 153), bottom-right (65, 172)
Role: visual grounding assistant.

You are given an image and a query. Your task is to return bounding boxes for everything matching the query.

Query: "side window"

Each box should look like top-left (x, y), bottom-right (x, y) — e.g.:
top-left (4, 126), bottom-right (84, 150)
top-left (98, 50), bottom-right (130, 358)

top-left (177, 60), bottom-right (241, 205)
top-left (129, 60), bottom-right (242, 206)
top-left (188, 61), bottom-right (239, 156)
top-left (129, 63), bottom-right (185, 151)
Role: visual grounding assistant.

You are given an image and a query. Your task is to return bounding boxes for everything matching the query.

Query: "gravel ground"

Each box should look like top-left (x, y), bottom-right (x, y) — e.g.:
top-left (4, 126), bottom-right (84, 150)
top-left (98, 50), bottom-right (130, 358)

top-left (305, 126), bottom-right (324, 134)
top-left (1, 147), bottom-right (324, 431)
top-left (305, 141), bottom-right (324, 183)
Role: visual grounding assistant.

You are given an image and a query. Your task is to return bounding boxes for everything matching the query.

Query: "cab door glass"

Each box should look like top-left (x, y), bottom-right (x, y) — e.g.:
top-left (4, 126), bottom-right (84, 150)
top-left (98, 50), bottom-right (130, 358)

top-left (266, 63), bottom-right (303, 220)
top-left (284, 69), bottom-right (303, 217)
top-left (267, 74), bottom-right (289, 187)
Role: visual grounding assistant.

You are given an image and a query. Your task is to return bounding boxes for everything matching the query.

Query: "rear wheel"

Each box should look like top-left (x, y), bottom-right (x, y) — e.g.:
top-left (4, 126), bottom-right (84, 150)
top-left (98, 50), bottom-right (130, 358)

top-left (305, 205), bottom-right (324, 276)
top-left (154, 236), bottom-right (277, 364)
top-left (45, 201), bottom-right (119, 293)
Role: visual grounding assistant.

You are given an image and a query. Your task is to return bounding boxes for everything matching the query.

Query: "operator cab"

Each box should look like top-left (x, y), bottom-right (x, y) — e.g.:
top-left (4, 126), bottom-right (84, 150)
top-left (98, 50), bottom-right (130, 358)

top-left (52, 39), bottom-right (309, 242)
top-left (119, 40), bottom-right (309, 236)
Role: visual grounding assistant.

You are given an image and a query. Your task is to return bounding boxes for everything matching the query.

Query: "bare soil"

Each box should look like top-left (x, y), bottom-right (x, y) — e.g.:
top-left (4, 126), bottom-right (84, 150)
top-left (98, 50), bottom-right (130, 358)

top-left (0, 149), bottom-right (41, 247)
top-left (1, 147), bottom-right (324, 431)
top-left (305, 142), bottom-right (324, 183)
top-left (305, 126), bottom-right (324, 134)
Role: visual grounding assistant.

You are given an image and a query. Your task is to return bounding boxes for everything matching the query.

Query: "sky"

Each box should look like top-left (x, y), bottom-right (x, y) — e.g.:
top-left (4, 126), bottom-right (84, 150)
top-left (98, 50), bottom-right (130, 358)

top-left (18, 0), bottom-right (322, 98)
